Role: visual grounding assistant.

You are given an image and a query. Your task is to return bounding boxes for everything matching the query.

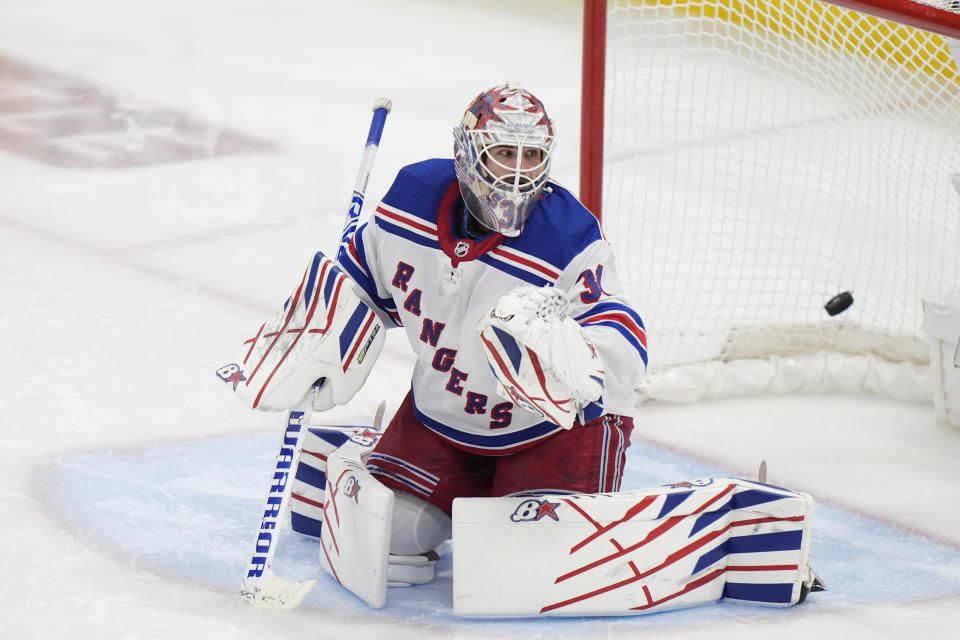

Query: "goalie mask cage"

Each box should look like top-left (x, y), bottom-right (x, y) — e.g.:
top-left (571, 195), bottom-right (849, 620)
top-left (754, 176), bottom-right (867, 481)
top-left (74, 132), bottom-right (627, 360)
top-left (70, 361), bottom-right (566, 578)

top-left (581, 0), bottom-right (960, 402)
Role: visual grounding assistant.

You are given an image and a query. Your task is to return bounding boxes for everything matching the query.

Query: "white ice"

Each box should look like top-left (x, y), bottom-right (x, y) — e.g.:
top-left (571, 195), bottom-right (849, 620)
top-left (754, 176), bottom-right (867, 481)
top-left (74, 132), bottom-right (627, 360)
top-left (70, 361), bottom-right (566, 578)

top-left (1, 1), bottom-right (958, 639)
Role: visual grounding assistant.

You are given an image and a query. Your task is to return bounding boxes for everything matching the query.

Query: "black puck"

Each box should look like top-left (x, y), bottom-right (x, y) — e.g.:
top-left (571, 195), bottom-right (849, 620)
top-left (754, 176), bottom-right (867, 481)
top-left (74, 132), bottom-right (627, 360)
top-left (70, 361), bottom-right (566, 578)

top-left (825, 291), bottom-right (854, 316)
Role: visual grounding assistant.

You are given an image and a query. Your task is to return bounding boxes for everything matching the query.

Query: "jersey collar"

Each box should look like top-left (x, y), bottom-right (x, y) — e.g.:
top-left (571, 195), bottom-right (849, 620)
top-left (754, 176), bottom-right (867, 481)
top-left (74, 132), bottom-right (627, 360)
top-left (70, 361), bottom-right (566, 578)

top-left (436, 179), bottom-right (507, 267)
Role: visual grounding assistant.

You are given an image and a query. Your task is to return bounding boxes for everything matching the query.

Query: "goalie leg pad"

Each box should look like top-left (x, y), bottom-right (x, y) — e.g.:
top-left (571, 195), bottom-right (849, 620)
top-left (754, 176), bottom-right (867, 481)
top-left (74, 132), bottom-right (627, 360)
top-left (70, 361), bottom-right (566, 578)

top-left (289, 427), bottom-right (349, 537)
top-left (452, 478), bottom-right (817, 617)
top-left (319, 438), bottom-right (394, 609)
top-left (289, 424), bottom-right (386, 537)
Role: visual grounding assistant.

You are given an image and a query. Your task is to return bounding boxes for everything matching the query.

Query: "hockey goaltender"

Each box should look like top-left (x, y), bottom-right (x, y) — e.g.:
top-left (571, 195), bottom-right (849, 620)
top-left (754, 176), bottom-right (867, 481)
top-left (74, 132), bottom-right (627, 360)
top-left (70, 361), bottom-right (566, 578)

top-left (217, 83), bottom-right (824, 616)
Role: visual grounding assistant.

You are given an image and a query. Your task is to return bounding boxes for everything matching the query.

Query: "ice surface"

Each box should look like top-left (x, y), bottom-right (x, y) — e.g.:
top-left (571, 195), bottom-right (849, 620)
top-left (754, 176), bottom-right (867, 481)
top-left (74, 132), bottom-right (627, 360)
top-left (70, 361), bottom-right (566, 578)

top-left (1, 1), bottom-right (958, 639)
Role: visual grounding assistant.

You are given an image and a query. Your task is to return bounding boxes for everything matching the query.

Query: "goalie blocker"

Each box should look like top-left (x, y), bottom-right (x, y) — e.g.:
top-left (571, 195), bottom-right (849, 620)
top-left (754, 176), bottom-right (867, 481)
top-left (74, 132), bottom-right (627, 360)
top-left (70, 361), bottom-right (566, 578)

top-left (216, 250), bottom-right (385, 412)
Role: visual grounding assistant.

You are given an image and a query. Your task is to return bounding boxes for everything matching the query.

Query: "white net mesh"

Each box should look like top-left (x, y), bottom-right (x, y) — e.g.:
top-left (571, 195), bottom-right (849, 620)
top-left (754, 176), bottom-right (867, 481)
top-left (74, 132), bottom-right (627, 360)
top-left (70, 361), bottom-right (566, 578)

top-left (603, 0), bottom-right (960, 399)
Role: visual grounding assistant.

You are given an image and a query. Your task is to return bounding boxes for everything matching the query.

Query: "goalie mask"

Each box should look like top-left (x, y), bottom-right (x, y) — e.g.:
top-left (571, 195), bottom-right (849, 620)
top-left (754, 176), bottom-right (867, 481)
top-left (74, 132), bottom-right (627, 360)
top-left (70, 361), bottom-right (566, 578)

top-left (453, 83), bottom-right (556, 237)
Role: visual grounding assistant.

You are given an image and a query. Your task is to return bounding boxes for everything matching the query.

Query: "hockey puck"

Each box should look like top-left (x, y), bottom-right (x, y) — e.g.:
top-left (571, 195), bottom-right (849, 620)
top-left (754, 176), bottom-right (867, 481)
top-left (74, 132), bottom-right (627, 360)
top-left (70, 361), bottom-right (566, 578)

top-left (824, 291), bottom-right (854, 316)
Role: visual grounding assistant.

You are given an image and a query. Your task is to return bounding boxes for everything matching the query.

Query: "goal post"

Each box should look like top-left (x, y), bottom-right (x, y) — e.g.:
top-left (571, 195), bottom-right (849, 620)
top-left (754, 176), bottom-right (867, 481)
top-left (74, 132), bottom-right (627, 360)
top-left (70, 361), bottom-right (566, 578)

top-left (580, 0), bottom-right (960, 402)
top-left (581, 0), bottom-right (608, 217)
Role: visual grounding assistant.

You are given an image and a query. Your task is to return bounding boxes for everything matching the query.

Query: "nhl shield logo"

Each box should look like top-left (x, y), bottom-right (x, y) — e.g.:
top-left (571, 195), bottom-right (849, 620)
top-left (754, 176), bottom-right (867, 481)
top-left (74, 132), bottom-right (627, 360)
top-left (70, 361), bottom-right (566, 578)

top-left (454, 240), bottom-right (470, 258)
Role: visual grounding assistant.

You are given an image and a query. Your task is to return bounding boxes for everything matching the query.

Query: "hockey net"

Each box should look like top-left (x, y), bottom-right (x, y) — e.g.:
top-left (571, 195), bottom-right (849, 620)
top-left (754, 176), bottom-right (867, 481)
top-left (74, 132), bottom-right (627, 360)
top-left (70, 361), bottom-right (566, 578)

top-left (585, 0), bottom-right (960, 402)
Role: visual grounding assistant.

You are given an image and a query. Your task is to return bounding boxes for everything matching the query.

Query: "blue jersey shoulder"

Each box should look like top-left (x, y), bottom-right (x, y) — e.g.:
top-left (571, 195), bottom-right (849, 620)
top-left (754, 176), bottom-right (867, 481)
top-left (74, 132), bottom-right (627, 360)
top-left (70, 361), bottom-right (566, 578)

top-left (381, 159), bottom-right (603, 273)
top-left (508, 183), bottom-right (604, 267)
top-left (381, 159), bottom-right (455, 223)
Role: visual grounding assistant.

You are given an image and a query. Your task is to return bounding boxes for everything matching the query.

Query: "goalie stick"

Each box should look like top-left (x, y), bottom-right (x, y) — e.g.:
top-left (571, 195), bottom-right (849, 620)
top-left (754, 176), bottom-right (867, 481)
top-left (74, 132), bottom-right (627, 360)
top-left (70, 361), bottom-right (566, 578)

top-left (241, 98), bottom-right (392, 612)
top-left (340, 97), bottom-right (393, 253)
top-left (241, 391), bottom-right (317, 610)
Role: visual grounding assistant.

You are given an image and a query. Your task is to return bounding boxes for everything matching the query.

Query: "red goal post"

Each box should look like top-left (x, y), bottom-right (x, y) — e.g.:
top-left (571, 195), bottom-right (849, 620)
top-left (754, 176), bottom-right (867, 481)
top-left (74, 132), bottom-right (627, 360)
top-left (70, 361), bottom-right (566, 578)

top-left (579, 0), bottom-right (960, 402)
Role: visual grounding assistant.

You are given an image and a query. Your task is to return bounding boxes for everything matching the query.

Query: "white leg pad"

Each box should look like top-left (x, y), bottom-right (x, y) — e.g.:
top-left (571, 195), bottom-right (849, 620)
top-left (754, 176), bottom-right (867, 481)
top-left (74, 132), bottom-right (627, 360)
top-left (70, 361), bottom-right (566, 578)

top-left (318, 440), bottom-right (394, 609)
top-left (452, 478), bottom-right (816, 617)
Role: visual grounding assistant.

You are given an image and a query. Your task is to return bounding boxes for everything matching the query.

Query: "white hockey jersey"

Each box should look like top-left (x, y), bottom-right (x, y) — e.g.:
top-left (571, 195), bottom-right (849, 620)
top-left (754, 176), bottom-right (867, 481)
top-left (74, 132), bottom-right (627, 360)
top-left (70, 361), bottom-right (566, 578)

top-left (338, 159), bottom-right (646, 455)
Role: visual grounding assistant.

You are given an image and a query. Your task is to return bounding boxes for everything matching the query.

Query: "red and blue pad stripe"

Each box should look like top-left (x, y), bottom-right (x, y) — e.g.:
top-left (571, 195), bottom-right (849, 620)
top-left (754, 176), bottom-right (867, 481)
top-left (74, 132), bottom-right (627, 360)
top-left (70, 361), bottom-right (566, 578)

top-left (289, 425), bottom-right (384, 538)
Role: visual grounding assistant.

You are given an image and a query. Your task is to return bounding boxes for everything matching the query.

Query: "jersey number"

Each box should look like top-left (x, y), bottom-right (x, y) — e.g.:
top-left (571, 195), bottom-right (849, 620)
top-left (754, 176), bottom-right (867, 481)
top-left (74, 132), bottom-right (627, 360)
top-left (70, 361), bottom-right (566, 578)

top-left (487, 192), bottom-right (517, 229)
top-left (578, 265), bottom-right (610, 304)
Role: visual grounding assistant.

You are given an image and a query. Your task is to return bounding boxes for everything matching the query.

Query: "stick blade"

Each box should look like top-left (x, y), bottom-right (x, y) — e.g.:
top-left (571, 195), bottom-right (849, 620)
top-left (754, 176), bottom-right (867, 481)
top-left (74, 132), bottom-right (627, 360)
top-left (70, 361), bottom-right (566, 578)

top-left (242, 575), bottom-right (316, 612)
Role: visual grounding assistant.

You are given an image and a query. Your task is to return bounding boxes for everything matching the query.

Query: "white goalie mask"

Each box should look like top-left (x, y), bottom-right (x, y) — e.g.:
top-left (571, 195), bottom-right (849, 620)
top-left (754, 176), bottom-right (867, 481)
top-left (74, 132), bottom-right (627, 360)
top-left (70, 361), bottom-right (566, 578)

top-left (453, 83), bottom-right (556, 237)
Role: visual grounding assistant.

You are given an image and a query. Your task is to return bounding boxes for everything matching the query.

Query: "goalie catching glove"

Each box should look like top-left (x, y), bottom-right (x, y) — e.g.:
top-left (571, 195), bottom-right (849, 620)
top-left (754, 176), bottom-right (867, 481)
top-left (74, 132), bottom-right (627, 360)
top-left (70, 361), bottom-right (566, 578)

top-left (216, 251), bottom-right (385, 411)
top-left (476, 285), bottom-right (605, 430)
